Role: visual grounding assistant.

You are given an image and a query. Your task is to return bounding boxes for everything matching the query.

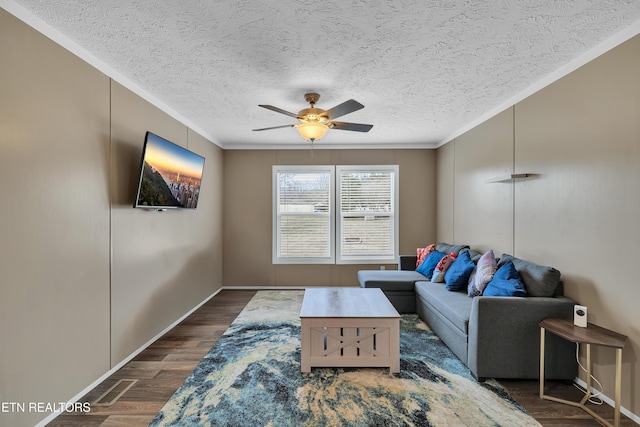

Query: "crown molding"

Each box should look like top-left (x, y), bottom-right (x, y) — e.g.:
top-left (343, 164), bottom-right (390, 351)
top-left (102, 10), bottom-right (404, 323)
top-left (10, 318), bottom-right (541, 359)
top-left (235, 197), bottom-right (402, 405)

top-left (438, 18), bottom-right (640, 148)
top-left (1, 0), bottom-right (222, 148)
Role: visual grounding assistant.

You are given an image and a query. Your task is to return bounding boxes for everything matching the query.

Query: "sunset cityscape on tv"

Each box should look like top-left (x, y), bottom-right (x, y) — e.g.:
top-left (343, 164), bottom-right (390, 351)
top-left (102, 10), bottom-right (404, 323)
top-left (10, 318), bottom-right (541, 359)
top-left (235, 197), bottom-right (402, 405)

top-left (135, 132), bottom-right (205, 209)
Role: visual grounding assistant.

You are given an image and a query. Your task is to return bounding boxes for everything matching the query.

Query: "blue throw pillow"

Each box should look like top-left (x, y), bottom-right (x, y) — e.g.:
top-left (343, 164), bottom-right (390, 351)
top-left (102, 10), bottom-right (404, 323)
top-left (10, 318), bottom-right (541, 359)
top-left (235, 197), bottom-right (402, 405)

top-left (416, 250), bottom-right (446, 279)
top-left (444, 250), bottom-right (475, 291)
top-left (483, 260), bottom-right (527, 297)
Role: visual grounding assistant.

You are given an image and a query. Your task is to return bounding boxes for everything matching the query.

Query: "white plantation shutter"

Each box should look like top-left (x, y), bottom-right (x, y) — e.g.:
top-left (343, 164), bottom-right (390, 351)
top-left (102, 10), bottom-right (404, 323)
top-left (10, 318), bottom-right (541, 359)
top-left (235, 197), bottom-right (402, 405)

top-left (273, 166), bottom-right (334, 263)
top-left (337, 166), bottom-right (398, 263)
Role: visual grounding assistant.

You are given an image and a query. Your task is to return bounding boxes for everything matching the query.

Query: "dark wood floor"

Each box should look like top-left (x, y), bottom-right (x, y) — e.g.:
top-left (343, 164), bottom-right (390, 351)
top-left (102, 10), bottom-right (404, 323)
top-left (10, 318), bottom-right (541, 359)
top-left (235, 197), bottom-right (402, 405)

top-left (47, 290), bottom-right (635, 426)
top-left (501, 379), bottom-right (636, 426)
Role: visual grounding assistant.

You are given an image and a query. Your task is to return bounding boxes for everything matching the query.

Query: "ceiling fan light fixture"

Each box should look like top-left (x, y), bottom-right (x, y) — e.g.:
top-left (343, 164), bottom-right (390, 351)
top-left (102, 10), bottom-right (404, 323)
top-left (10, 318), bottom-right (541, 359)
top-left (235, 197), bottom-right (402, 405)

top-left (295, 122), bottom-right (328, 142)
top-left (254, 93), bottom-right (372, 142)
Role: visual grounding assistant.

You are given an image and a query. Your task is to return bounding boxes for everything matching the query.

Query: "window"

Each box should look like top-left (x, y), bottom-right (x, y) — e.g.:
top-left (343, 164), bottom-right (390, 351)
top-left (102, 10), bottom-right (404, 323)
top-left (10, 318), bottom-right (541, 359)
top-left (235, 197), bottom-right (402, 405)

top-left (273, 165), bottom-right (398, 264)
top-left (273, 166), bottom-right (335, 264)
top-left (337, 166), bottom-right (398, 263)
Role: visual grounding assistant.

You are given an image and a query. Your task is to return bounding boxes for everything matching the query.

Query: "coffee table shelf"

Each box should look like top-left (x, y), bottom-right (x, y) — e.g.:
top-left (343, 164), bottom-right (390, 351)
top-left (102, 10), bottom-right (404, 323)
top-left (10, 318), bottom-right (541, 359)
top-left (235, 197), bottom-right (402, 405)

top-left (300, 288), bottom-right (400, 373)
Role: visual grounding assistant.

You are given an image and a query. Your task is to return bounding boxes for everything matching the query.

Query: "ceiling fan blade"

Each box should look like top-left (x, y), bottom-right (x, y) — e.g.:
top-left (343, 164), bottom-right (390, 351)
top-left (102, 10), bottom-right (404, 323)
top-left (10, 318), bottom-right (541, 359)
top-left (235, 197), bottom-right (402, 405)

top-left (252, 124), bottom-right (296, 131)
top-left (328, 121), bottom-right (373, 132)
top-left (258, 104), bottom-right (300, 119)
top-left (323, 99), bottom-right (364, 120)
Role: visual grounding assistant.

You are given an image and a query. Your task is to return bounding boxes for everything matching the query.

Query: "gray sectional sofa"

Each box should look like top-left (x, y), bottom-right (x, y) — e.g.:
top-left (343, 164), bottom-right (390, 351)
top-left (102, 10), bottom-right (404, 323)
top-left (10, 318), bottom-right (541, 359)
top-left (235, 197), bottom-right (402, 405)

top-left (358, 243), bottom-right (578, 380)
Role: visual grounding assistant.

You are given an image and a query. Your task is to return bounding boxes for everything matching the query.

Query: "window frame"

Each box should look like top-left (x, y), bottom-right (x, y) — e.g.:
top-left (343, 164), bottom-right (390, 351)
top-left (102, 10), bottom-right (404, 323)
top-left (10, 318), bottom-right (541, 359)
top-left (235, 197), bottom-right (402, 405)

top-left (336, 165), bottom-right (399, 264)
top-left (272, 165), bottom-right (335, 264)
top-left (272, 164), bottom-right (398, 265)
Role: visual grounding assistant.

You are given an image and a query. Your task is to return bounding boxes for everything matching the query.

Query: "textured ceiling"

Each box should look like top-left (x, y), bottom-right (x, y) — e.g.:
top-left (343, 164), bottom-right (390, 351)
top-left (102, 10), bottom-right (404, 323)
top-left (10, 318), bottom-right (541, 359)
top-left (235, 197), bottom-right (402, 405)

top-left (5, 1), bottom-right (640, 149)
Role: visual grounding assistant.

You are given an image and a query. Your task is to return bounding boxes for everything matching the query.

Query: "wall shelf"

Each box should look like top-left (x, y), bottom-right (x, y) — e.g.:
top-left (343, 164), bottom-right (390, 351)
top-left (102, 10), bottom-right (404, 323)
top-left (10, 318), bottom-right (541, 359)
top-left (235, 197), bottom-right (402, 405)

top-left (486, 173), bottom-right (531, 183)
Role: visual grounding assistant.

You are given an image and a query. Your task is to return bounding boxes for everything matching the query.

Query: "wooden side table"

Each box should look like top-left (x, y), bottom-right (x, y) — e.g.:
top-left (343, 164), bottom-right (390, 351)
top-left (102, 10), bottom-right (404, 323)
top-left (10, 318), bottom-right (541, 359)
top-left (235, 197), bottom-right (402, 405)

top-left (539, 318), bottom-right (628, 427)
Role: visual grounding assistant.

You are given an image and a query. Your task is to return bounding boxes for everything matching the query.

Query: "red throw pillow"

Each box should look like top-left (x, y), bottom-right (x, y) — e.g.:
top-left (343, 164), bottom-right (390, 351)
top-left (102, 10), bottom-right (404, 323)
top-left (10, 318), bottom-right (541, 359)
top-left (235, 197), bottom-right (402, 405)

top-left (436, 252), bottom-right (457, 272)
top-left (431, 252), bottom-right (457, 282)
top-left (416, 244), bottom-right (436, 267)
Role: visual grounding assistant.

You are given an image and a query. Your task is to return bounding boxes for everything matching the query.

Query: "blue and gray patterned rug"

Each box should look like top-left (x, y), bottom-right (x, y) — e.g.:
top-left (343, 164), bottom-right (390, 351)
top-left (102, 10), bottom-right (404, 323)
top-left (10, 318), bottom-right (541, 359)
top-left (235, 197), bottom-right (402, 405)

top-left (150, 291), bottom-right (540, 426)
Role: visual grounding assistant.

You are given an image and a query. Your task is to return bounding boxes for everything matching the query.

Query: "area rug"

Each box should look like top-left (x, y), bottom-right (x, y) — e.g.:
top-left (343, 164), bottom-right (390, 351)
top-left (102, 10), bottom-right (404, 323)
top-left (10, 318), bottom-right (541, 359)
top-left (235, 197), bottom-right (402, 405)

top-left (150, 290), bottom-right (540, 427)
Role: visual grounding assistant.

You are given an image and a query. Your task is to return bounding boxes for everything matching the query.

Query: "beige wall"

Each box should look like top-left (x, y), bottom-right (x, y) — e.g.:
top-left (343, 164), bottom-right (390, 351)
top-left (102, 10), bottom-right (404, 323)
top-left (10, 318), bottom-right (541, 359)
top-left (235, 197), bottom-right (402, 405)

top-left (0, 11), bottom-right (111, 427)
top-left (435, 140), bottom-right (455, 243)
top-left (454, 108), bottom-right (515, 255)
top-left (1, 10), bottom-right (223, 426)
top-left (438, 34), bottom-right (640, 415)
top-left (110, 82), bottom-right (224, 363)
top-left (223, 149), bottom-right (437, 287)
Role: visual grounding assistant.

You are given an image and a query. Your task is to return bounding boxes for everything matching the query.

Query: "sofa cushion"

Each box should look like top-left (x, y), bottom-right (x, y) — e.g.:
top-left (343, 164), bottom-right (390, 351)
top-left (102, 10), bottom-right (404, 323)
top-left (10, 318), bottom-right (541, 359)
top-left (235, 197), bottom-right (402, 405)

top-left (497, 254), bottom-right (560, 297)
top-left (431, 253), bottom-right (456, 283)
top-left (436, 242), bottom-right (470, 256)
top-left (415, 281), bottom-right (473, 334)
top-left (416, 244), bottom-right (436, 267)
top-left (468, 249), bottom-right (497, 297)
top-left (357, 270), bottom-right (425, 291)
top-left (444, 250), bottom-right (475, 291)
top-left (483, 260), bottom-right (527, 297)
top-left (416, 250), bottom-right (445, 279)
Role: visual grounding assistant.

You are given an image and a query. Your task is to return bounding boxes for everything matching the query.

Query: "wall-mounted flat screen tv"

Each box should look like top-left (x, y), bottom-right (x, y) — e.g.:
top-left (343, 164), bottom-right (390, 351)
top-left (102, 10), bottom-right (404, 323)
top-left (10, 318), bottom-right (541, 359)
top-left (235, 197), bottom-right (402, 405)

top-left (134, 131), bottom-right (205, 209)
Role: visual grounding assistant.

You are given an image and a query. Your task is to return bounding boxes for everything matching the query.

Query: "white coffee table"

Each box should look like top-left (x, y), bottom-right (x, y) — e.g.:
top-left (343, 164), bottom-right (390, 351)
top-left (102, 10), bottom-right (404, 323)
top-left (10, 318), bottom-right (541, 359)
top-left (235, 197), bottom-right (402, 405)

top-left (300, 287), bottom-right (400, 373)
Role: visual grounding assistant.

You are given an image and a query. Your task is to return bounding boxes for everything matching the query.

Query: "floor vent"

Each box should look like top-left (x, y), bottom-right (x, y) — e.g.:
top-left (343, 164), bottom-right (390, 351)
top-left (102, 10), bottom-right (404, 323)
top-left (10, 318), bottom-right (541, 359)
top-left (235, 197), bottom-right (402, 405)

top-left (92, 379), bottom-right (138, 407)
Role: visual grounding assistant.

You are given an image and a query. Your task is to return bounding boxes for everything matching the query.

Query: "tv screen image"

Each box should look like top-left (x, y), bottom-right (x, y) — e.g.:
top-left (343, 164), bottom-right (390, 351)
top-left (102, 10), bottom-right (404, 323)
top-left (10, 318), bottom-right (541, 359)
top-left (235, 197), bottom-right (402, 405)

top-left (134, 132), bottom-right (205, 209)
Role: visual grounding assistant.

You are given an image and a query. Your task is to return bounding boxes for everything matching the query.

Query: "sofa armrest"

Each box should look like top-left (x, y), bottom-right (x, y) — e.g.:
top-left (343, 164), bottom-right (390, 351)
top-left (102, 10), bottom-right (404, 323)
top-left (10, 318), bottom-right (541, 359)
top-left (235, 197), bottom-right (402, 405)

top-left (399, 255), bottom-right (417, 271)
top-left (468, 296), bottom-right (577, 380)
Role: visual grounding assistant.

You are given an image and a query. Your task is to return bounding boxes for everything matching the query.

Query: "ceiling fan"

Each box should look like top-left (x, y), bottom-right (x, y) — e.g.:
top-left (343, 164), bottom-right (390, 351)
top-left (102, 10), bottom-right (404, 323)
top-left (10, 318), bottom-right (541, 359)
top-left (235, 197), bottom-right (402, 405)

top-left (252, 93), bottom-right (373, 142)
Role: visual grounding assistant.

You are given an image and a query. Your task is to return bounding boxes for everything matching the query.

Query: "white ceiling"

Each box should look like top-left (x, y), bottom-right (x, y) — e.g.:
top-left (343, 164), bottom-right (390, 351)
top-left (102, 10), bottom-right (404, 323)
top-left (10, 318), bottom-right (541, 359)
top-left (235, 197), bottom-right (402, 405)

top-left (4, 1), bottom-right (640, 149)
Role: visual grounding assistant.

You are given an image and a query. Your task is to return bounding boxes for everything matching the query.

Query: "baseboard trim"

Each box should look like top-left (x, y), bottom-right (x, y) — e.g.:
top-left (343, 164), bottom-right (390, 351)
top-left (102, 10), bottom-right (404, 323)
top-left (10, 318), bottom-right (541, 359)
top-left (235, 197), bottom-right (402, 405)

top-left (35, 287), bottom-right (224, 427)
top-left (573, 377), bottom-right (640, 425)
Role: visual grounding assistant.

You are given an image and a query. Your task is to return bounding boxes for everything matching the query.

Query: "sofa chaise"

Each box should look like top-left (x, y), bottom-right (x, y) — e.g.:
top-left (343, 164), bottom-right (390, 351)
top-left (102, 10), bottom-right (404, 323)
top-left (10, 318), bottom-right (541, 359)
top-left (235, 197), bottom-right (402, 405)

top-left (358, 243), bottom-right (578, 380)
